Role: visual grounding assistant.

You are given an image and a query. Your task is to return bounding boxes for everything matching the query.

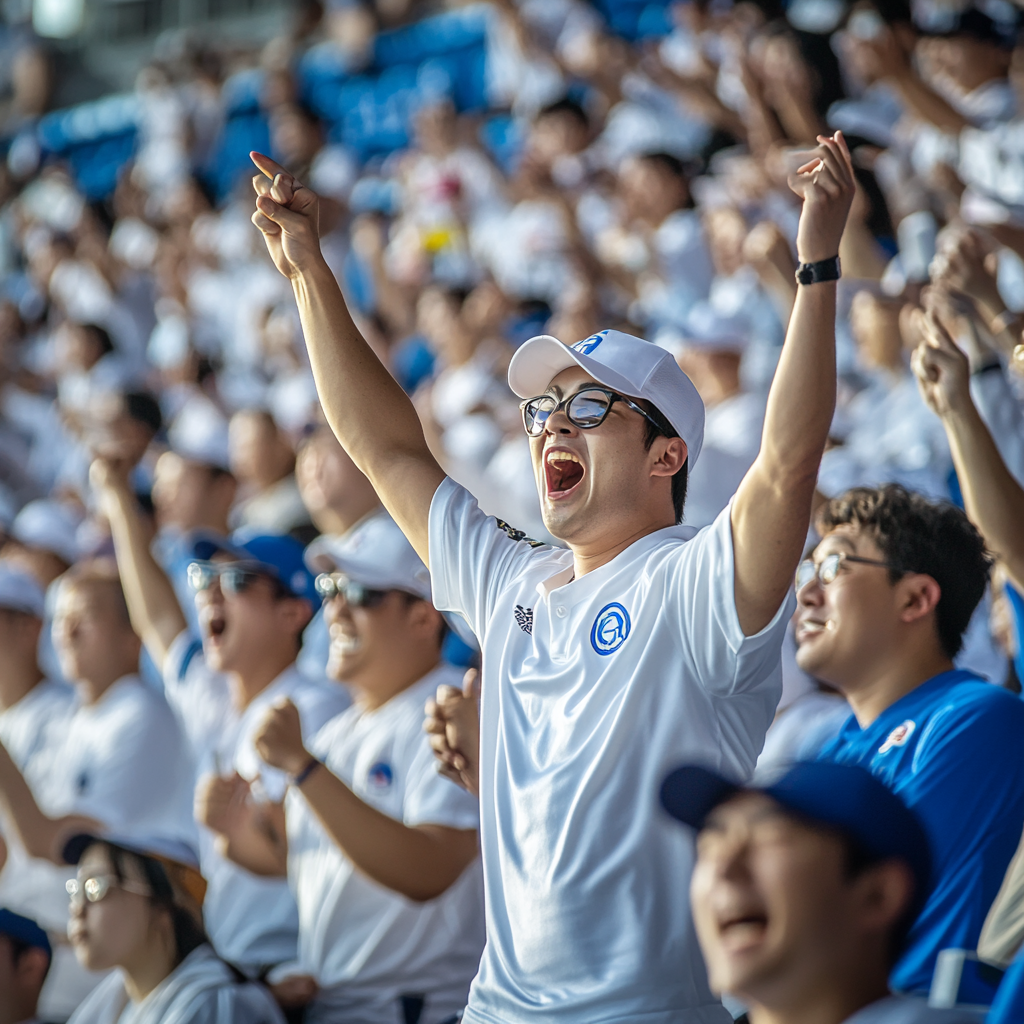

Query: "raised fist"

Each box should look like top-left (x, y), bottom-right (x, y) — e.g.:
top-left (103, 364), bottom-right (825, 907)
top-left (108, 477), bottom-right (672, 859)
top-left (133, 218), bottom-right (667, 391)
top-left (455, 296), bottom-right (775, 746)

top-left (250, 152), bottom-right (323, 281)
top-left (254, 698), bottom-right (309, 778)
top-left (787, 131), bottom-right (856, 265)
top-left (424, 668), bottom-right (481, 797)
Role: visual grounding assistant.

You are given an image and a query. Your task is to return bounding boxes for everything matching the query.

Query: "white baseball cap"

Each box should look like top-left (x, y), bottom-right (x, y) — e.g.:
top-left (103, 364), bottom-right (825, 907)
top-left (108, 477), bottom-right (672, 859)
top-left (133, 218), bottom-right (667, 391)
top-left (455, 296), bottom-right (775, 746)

top-left (305, 515), bottom-right (432, 600)
top-left (0, 563), bottom-right (46, 618)
top-left (507, 329), bottom-right (705, 467)
top-left (11, 500), bottom-right (83, 566)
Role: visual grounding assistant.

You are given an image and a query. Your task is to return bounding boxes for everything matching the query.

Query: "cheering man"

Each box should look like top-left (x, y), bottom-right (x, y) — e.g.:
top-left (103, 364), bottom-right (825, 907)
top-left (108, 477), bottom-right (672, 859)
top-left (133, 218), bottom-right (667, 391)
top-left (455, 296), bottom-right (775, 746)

top-left (249, 131), bottom-right (854, 1024)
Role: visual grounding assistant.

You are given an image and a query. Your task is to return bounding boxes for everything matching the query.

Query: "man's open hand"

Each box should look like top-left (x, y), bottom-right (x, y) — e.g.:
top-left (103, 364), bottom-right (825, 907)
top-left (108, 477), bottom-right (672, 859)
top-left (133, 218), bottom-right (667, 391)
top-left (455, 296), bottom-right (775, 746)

top-left (250, 152), bottom-right (323, 280)
top-left (425, 668), bottom-right (480, 797)
top-left (788, 131), bottom-right (855, 264)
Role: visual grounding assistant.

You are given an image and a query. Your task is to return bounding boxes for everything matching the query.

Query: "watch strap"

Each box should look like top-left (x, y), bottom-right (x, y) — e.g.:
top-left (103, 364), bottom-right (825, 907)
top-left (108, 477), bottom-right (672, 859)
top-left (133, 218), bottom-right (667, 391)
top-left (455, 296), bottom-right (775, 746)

top-left (795, 256), bottom-right (841, 285)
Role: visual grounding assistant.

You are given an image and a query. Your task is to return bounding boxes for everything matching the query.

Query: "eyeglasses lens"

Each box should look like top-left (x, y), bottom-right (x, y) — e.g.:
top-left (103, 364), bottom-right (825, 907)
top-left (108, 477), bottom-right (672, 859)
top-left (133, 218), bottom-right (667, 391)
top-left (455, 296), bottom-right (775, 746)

top-left (819, 554), bottom-right (842, 585)
top-left (567, 390), bottom-right (611, 427)
top-left (524, 397), bottom-right (554, 436)
top-left (221, 568), bottom-right (258, 596)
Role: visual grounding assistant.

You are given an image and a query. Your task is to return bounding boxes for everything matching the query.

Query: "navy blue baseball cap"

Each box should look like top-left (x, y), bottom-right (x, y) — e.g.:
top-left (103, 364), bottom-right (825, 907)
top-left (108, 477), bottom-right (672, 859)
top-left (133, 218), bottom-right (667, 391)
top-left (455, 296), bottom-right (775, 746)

top-left (190, 530), bottom-right (316, 602)
top-left (0, 907), bottom-right (51, 959)
top-left (661, 761), bottom-right (932, 918)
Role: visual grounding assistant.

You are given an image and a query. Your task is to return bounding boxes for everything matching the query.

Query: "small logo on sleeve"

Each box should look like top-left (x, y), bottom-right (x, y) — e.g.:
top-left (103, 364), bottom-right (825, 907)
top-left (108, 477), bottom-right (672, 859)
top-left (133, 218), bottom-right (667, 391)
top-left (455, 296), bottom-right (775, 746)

top-left (879, 720), bottom-right (916, 754)
top-left (591, 602), bottom-right (631, 655)
top-left (494, 519), bottom-right (545, 547)
top-left (573, 331), bottom-right (608, 356)
top-left (368, 762), bottom-right (394, 789)
top-left (514, 605), bottom-right (534, 634)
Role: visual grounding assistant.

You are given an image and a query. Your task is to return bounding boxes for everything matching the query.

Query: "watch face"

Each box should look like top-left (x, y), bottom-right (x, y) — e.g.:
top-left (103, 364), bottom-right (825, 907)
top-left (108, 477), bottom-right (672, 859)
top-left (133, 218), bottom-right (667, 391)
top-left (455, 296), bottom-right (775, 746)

top-left (797, 266), bottom-right (813, 284)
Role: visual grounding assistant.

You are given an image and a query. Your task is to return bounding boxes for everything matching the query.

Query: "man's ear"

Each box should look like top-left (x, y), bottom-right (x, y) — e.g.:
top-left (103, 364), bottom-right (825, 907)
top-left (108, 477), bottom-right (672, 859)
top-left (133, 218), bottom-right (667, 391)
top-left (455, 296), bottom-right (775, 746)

top-left (853, 859), bottom-right (914, 941)
top-left (896, 573), bottom-right (942, 627)
top-left (280, 597), bottom-right (314, 638)
top-left (650, 437), bottom-right (688, 479)
top-left (405, 598), bottom-right (444, 643)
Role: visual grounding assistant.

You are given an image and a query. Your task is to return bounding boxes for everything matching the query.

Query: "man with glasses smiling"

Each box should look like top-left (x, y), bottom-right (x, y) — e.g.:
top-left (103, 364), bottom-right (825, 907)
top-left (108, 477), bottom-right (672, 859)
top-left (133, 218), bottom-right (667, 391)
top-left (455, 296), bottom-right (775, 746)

top-left (249, 133), bottom-right (855, 1023)
top-left (795, 483), bottom-right (1024, 1004)
top-left (90, 458), bottom-right (348, 1016)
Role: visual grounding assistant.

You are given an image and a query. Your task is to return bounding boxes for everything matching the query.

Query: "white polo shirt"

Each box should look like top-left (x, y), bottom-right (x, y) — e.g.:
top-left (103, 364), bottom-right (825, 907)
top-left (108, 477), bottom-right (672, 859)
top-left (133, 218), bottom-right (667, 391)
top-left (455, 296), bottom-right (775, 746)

top-left (164, 633), bottom-right (350, 972)
top-left (428, 478), bottom-right (792, 1024)
top-left (287, 665), bottom-right (484, 1024)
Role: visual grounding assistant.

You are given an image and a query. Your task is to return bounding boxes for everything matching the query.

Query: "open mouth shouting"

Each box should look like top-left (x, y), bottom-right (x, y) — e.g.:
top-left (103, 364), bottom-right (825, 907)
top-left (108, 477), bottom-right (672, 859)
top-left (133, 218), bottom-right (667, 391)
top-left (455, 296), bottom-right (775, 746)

top-left (544, 447), bottom-right (586, 500)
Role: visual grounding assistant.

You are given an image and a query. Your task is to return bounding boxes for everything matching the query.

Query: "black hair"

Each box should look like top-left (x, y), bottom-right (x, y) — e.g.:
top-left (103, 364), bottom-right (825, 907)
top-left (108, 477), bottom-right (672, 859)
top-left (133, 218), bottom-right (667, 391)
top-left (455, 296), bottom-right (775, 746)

top-left (817, 484), bottom-right (990, 659)
top-left (105, 844), bottom-right (207, 967)
top-left (81, 323), bottom-right (115, 357)
top-left (641, 408), bottom-right (688, 525)
top-left (124, 391), bottom-right (163, 434)
top-left (837, 831), bottom-right (917, 968)
top-left (6, 937), bottom-right (52, 973)
top-left (638, 152), bottom-right (696, 208)
top-left (537, 96), bottom-right (590, 131)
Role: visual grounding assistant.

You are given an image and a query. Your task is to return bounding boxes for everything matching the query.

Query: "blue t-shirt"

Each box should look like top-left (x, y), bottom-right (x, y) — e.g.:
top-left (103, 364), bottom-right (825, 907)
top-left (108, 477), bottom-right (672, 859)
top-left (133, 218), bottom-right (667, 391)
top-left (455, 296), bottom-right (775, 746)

top-left (816, 669), bottom-right (1024, 1000)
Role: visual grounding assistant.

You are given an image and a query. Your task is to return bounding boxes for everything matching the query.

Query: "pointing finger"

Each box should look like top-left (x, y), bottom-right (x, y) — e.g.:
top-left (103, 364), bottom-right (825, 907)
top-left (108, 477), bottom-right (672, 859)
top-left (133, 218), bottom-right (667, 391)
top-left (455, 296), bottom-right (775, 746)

top-left (251, 151), bottom-right (290, 181)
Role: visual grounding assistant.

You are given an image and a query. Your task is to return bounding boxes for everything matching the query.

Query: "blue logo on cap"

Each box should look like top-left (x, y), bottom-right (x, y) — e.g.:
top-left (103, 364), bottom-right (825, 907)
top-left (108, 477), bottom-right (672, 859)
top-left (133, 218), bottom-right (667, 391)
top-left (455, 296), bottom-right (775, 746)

top-left (591, 602), bottom-right (631, 655)
top-left (573, 331), bottom-right (608, 356)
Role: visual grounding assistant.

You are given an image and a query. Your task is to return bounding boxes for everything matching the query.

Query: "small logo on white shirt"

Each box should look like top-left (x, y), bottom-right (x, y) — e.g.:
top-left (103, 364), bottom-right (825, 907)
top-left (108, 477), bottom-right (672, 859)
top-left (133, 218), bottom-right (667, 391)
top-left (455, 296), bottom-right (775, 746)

top-left (573, 331), bottom-right (607, 356)
top-left (879, 720), bottom-right (916, 754)
top-left (495, 519), bottom-right (545, 547)
top-left (591, 603), bottom-right (631, 655)
top-left (368, 762), bottom-right (393, 788)
top-left (514, 605), bottom-right (534, 634)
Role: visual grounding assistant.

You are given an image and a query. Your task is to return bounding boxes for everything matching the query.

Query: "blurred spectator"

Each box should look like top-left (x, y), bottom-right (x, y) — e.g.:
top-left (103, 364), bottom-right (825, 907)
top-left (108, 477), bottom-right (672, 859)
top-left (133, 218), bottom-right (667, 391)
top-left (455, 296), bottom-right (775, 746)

top-left (0, 908), bottom-right (51, 1024)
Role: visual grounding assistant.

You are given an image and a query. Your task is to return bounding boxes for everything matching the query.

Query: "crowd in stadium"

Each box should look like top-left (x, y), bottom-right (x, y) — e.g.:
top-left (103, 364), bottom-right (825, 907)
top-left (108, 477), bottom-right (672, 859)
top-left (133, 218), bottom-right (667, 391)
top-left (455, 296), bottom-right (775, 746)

top-left (2, 0), bottom-right (1024, 1021)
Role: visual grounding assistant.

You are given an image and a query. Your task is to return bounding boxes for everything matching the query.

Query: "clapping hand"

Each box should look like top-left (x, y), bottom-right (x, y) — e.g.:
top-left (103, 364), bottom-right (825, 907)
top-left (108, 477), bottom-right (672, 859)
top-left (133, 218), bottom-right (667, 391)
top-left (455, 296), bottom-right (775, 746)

top-left (787, 131), bottom-right (856, 264)
top-left (195, 771), bottom-right (253, 838)
top-left (424, 668), bottom-right (481, 797)
top-left (254, 698), bottom-right (309, 778)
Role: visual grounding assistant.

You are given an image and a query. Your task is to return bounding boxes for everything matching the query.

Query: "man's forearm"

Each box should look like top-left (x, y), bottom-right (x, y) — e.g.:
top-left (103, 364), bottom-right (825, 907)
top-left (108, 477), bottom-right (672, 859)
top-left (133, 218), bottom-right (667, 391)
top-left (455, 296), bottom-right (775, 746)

top-left (759, 281), bottom-right (837, 483)
top-left (104, 486), bottom-right (186, 666)
top-left (0, 744), bottom-right (98, 862)
top-left (942, 402), bottom-right (1024, 588)
top-left (290, 258), bottom-right (444, 558)
top-left (889, 70), bottom-right (968, 133)
top-left (297, 765), bottom-right (476, 902)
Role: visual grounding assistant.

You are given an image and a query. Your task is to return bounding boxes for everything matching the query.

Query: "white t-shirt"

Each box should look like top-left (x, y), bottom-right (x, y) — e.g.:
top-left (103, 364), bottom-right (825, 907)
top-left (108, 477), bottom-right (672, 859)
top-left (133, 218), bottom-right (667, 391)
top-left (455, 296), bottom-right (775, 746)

top-left (288, 665), bottom-right (484, 1024)
top-left (33, 674), bottom-right (195, 840)
top-left (428, 478), bottom-right (792, 1024)
top-left (164, 634), bottom-right (350, 972)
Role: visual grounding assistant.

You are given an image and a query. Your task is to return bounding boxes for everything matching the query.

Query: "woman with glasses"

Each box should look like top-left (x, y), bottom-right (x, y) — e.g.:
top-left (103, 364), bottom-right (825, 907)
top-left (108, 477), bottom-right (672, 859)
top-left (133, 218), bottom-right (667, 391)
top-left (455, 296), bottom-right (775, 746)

top-left (64, 833), bottom-right (284, 1024)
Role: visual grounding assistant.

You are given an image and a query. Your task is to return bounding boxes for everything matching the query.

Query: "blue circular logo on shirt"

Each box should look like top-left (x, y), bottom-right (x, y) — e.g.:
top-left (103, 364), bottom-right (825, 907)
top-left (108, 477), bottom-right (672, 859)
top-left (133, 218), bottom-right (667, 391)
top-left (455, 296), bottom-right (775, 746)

top-left (591, 603), bottom-right (631, 655)
top-left (368, 762), bottom-right (393, 788)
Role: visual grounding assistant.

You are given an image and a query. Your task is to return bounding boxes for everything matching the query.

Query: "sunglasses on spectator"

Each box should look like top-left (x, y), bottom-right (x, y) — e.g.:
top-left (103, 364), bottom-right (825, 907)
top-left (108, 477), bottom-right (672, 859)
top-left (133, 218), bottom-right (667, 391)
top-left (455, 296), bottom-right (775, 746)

top-left (795, 552), bottom-right (901, 592)
top-left (315, 573), bottom-right (394, 608)
top-left (520, 386), bottom-right (670, 437)
top-left (187, 561), bottom-right (285, 597)
top-left (66, 874), bottom-right (151, 908)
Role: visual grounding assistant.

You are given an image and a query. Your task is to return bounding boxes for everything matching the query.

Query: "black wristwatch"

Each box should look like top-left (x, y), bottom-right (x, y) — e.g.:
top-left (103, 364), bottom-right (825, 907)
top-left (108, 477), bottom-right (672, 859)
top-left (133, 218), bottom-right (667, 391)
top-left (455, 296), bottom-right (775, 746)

top-left (795, 256), bottom-right (841, 286)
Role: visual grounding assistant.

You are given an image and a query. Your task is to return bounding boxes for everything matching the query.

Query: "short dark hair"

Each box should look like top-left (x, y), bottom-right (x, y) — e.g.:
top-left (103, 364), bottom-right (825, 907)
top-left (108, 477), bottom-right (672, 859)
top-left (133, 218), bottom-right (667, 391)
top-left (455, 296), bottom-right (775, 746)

top-left (537, 96), bottom-right (589, 131)
top-left (816, 484), bottom-right (990, 659)
top-left (838, 831), bottom-right (918, 968)
top-left (641, 410), bottom-right (688, 525)
top-left (124, 391), bottom-right (163, 434)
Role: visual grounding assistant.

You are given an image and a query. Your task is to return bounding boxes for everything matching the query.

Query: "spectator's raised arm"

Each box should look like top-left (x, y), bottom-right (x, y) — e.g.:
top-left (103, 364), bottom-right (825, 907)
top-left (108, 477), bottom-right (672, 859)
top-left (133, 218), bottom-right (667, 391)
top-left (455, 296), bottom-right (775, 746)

top-left (250, 152), bottom-right (444, 565)
top-left (90, 457), bottom-right (187, 668)
top-left (912, 316), bottom-right (1024, 590)
top-left (731, 133), bottom-right (855, 635)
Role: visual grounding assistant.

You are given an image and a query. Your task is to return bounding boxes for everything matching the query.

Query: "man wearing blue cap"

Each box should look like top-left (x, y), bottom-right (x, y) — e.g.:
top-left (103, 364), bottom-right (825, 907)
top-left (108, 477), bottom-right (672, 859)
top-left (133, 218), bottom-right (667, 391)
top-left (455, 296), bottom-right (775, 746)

top-left (249, 131), bottom-right (855, 1023)
top-left (662, 761), bottom-right (976, 1024)
top-left (0, 907), bottom-right (51, 1024)
top-left (90, 458), bottom-right (348, 1011)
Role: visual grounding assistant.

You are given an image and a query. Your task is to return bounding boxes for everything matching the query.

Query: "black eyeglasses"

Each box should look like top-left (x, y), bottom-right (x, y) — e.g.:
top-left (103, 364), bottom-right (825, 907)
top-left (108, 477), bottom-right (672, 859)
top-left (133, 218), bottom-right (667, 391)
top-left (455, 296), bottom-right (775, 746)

top-left (315, 573), bottom-right (393, 608)
top-left (188, 561), bottom-right (284, 598)
top-left (796, 552), bottom-right (901, 592)
top-left (520, 386), bottom-right (670, 437)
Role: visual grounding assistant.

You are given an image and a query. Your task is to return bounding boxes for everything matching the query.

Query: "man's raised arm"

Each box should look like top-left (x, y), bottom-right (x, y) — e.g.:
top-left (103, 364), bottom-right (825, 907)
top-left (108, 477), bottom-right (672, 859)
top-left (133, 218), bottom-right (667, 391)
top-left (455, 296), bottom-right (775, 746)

top-left (250, 153), bottom-right (444, 564)
top-left (731, 133), bottom-right (855, 636)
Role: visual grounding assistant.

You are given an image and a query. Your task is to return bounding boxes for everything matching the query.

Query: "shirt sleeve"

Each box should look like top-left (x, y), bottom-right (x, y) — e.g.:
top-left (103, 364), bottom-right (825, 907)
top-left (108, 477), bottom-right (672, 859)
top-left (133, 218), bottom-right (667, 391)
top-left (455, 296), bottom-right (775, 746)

top-left (670, 501), bottom-right (794, 698)
top-left (428, 476), bottom-right (552, 638)
top-left (162, 629), bottom-right (205, 714)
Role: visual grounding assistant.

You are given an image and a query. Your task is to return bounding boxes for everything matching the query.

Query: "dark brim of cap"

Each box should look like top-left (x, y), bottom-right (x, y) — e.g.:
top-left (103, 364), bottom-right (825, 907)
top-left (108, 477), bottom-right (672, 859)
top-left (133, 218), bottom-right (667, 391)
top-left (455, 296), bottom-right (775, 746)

top-left (62, 832), bottom-right (102, 865)
top-left (660, 765), bottom-right (742, 828)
